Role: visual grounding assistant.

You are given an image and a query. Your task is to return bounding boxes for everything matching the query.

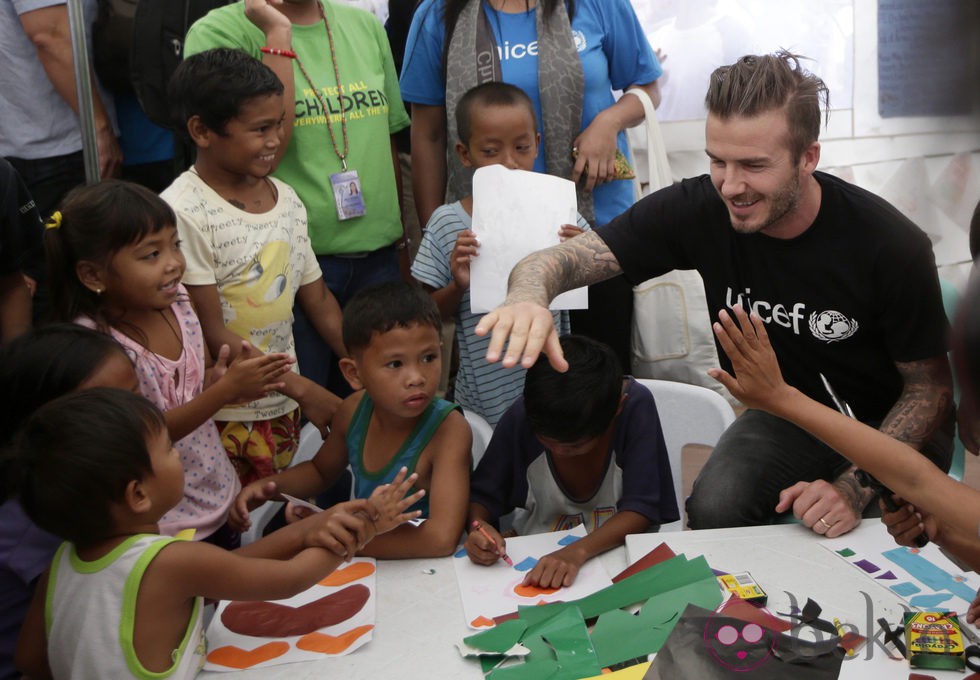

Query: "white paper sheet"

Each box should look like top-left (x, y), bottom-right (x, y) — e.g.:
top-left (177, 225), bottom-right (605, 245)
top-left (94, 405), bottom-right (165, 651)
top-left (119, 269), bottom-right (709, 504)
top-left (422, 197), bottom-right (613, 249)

top-left (451, 525), bottom-right (613, 629)
top-left (204, 557), bottom-right (376, 671)
top-left (469, 165), bottom-right (587, 313)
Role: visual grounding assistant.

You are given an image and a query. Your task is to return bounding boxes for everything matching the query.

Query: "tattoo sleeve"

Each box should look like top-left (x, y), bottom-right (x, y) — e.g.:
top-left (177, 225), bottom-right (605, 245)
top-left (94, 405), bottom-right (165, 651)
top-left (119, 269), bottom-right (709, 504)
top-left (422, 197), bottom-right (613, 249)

top-left (836, 355), bottom-right (954, 509)
top-left (504, 231), bottom-right (623, 307)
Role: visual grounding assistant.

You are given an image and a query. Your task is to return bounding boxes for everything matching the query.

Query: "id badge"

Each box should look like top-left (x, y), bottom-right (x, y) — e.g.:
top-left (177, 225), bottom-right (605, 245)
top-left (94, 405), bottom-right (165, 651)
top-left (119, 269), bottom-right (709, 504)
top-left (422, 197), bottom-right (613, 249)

top-left (331, 169), bottom-right (366, 220)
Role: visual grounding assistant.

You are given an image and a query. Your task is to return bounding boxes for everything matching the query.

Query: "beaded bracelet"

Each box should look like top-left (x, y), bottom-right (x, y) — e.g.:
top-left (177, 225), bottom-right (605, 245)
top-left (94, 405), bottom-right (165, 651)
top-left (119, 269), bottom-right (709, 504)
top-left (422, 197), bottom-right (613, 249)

top-left (260, 46), bottom-right (297, 59)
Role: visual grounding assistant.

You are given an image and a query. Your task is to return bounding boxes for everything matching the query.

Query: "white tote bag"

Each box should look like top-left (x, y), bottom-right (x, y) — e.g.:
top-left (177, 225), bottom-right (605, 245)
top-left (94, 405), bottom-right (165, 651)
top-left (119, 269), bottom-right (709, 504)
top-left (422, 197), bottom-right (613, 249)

top-left (625, 88), bottom-right (734, 404)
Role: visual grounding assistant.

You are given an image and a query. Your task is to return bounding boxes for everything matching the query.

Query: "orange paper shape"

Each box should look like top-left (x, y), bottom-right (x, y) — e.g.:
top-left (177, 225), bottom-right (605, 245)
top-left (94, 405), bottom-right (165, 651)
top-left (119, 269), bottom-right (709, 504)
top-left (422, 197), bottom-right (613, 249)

top-left (471, 615), bottom-right (496, 628)
top-left (318, 561), bottom-right (376, 587)
top-left (207, 641), bottom-right (289, 668)
top-left (513, 583), bottom-right (560, 598)
top-left (296, 625), bottom-right (374, 654)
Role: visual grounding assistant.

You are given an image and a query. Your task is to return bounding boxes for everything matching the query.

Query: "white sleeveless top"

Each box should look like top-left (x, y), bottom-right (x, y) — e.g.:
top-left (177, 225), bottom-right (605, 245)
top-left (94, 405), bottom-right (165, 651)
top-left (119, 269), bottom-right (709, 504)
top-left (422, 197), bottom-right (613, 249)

top-left (46, 534), bottom-right (205, 679)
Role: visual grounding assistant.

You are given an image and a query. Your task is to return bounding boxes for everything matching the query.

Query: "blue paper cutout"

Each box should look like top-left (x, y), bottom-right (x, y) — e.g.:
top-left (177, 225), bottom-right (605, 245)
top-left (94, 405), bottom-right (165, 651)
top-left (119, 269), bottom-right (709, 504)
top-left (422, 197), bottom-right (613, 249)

top-left (910, 593), bottom-right (955, 608)
top-left (891, 582), bottom-right (921, 596)
top-left (515, 557), bottom-right (538, 571)
top-left (882, 547), bottom-right (977, 602)
top-left (558, 535), bottom-right (581, 546)
top-left (454, 547), bottom-right (467, 558)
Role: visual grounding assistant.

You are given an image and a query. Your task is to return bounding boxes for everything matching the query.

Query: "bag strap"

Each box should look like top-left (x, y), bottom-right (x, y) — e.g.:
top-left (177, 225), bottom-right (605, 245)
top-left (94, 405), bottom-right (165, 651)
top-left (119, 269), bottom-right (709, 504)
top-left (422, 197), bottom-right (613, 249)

top-left (626, 87), bottom-right (672, 194)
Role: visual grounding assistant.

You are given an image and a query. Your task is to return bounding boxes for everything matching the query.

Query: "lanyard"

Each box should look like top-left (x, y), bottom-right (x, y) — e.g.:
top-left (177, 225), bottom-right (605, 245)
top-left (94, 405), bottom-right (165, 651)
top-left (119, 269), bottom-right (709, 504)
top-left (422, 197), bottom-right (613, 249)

top-left (293, 2), bottom-right (350, 169)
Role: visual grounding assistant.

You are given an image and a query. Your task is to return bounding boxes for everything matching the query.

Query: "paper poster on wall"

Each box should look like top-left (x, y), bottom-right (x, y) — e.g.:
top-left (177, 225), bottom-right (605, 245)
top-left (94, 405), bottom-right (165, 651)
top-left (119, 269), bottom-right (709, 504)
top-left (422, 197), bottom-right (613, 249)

top-left (452, 525), bottom-right (613, 629)
top-left (204, 558), bottom-right (376, 671)
top-left (469, 165), bottom-right (587, 314)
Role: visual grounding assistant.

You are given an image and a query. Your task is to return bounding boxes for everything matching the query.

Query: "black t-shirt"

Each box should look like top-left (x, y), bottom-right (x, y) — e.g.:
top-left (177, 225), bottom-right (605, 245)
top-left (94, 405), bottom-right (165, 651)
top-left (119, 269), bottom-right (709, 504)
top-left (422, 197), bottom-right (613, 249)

top-left (0, 158), bottom-right (43, 278)
top-left (598, 171), bottom-right (948, 422)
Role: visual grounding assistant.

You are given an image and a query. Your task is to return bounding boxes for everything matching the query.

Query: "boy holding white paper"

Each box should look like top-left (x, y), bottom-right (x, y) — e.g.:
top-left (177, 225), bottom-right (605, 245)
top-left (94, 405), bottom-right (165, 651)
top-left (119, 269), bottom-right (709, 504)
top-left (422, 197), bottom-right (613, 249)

top-left (411, 82), bottom-right (589, 426)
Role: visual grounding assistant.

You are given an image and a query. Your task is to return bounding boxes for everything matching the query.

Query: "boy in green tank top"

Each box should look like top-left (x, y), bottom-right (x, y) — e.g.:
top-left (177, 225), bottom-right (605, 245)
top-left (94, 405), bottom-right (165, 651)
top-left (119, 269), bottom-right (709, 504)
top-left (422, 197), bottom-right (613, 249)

top-left (232, 282), bottom-right (472, 558)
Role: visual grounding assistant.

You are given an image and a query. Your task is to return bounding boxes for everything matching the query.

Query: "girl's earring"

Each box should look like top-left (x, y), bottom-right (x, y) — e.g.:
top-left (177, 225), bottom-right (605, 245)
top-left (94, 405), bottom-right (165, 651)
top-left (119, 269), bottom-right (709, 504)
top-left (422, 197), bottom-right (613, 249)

top-left (95, 287), bottom-right (103, 295)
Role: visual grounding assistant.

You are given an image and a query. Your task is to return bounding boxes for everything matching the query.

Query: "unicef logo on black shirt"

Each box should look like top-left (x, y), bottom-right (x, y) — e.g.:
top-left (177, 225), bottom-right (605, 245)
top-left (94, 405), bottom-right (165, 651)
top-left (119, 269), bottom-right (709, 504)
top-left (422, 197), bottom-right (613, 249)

top-left (808, 310), bottom-right (859, 343)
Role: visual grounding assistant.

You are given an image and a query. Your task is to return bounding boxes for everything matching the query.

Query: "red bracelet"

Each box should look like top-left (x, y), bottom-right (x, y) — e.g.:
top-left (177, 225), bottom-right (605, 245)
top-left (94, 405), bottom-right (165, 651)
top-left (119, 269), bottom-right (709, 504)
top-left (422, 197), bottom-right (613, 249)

top-left (260, 46), bottom-right (297, 59)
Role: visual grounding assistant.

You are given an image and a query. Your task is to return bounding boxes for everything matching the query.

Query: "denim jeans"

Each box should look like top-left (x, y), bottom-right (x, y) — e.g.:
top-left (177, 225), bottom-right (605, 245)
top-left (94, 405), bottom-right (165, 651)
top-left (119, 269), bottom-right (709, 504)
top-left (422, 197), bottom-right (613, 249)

top-left (685, 408), bottom-right (954, 529)
top-left (292, 245), bottom-right (401, 396)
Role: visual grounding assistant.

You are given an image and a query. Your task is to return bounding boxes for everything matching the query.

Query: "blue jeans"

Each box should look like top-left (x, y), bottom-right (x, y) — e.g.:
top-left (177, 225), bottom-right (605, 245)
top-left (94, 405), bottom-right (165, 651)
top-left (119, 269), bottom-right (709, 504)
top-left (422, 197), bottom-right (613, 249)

top-left (292, 245), bottom-right (401, 395)
top-left (685, 408), bottom-right (954, 529)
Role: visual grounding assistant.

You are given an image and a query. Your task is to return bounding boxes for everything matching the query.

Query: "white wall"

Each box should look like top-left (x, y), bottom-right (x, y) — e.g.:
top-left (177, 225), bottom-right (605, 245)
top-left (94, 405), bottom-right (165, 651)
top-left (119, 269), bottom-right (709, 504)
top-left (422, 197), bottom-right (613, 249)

top-left (630, 0), bottom-right (980, 283)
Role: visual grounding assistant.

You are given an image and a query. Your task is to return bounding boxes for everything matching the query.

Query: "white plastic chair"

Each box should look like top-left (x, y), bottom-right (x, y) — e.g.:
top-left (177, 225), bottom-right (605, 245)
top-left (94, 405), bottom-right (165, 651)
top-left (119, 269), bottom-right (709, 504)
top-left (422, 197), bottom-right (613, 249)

top-left (463, 409), bottom-right (494, 470)
top-left (636, 378), bottom-right (736, 532)
top-left (240, 422), bottom-right (325, 545)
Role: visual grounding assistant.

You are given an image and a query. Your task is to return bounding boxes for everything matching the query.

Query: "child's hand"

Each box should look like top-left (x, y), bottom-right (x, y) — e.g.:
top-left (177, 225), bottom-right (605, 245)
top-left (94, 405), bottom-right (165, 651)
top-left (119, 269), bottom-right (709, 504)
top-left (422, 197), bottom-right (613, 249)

top-left (464, 522), bottom-right (507, 566)
top-left (205, 343), bottom-right (232, 390)
top-left (230, 479), bottom-right (278, 532)
top-left (558, 224), bottom-right (585, 242)
top-left (244, 0), bottom-right (292, 36)
top-left (220, 341), bottom-right (293, 404)
top-left (450, 230), bottom-right (479, 289)
top-left (968, 588), bottom-right (980, 624)
top-left (522, 544), bottom-right (588, 588)
top-left (364, 466), bottom-right (425, 534)
top-left (298, 383), bottom-right (342, 438)
top-left (309, 509), bottom-right (375, 562)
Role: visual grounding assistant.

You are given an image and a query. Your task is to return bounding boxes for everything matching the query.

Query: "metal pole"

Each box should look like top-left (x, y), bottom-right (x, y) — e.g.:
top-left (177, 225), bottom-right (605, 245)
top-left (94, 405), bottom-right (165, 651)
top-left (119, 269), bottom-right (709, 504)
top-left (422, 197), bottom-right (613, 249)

top-left (67, 0), bottom-right (100, 184)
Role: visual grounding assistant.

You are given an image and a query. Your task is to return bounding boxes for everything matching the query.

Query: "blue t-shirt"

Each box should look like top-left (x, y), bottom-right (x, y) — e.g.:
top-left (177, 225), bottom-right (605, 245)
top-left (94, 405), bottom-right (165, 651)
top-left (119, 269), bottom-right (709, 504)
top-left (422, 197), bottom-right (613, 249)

top-left (400, 0), bottom-right (661, 226)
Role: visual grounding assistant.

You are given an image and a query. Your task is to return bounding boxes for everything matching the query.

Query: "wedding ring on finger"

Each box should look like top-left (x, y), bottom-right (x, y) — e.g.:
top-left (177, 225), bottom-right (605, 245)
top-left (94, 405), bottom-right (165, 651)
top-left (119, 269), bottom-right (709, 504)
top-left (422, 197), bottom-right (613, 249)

top-left (817, 517), bottom-right (833, 531)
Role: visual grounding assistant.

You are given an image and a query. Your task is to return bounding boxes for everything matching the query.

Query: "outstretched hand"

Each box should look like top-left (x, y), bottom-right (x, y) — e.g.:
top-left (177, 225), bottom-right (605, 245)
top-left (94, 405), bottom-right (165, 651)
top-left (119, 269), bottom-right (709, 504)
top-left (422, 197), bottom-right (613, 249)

top-left (707, 304), bottom-right (792, 411)
top-left (475, 302), bottom-right (568, 371)
top-left (230, 479), bottom-right (279, 532)
top-left (364, 467), bottom-right (425, 534)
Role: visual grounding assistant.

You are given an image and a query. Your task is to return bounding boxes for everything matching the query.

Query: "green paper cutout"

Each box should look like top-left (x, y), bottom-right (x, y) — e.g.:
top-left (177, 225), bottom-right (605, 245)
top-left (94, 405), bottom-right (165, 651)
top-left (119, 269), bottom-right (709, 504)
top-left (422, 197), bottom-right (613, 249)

top-left (465, 619), bottom-right (530, 653)
top-left (488, 607), bottom-right (601, 680)
top-left (517, 554), bottom-right (714, 626)
top-left (837, 548), bottom-right (856, 557)
top-left (590, 575), bottom-right (723, 667)
top-left (481, 655), bottom-right (506, 674)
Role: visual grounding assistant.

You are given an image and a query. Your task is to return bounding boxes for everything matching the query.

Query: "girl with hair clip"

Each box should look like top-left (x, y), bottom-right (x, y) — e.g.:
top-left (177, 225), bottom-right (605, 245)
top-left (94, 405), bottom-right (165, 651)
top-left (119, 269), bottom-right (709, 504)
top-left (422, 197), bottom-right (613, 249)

top-left (44, 180), bottom-right (294, 550)
top-left (0, 324), bottom-right (138, 680)
top-left (400, 0), bottom-right (663, 371)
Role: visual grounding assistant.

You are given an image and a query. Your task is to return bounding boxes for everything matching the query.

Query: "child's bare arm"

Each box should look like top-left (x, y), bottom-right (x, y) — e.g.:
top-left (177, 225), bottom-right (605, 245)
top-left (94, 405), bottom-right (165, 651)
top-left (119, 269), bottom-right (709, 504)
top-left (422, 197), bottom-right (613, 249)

top-left (424, 230), bottom-right (479, 319)
top-left (230, 400), bottom-right (355, 530)
top-left (14, 571), bottom-right (52, 680)
top-left (359, 411), bottom-right (472, 558)
top-left (523, 511), bottom-right (650, 588)
top-left (160, 511), bottom-right (375, 603)
top-left (295, 280), bottom-right (345, 358)
top-left (187, 283), bottom-right (342, 435)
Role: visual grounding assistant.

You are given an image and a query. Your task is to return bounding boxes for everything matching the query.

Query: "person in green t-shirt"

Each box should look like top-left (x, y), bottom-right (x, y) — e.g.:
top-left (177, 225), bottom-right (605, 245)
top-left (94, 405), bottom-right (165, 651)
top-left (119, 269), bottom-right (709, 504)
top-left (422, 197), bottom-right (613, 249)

top-left (186, 0), bottom-right (411, 396)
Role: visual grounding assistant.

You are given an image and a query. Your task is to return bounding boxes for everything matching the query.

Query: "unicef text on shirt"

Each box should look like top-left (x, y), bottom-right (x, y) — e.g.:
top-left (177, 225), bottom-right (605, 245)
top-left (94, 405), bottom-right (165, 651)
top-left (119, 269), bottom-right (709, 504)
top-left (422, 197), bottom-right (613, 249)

top-left (497, 41), bottom-right (538, 60)
top-left (726, 287), bottom-right (806, 335)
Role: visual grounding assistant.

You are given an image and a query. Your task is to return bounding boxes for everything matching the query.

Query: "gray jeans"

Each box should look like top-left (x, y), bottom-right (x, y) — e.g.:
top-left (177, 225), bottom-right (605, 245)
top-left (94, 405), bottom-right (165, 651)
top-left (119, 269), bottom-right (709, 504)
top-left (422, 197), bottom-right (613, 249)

top-left (685, 408), bottom-right (954, 529)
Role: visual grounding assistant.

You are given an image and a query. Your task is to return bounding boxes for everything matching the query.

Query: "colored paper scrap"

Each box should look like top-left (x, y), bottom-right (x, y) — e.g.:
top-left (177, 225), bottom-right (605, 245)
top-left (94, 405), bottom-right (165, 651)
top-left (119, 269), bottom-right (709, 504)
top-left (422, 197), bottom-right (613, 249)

top-left (581, 662), bottom-right (651, 679)
top-left (909, 592), bottom-right (954, 608)
top-left (717, 597), bottom-right (793, 633)
top-left (558, 534), bottom-right (581, 546)
top-left (518, 555), bottom-right (716, 626)
top-left (890, 582), bottom-right (921, 597)
top-left (591, 576), bottom-right (722, 667)
top-left (836, 547), bottom-right (856, 557)
top-left (514, 557), bottom-right (537, 572)
top-left (463, 619), bottom-right (530, 654)
top-left (854, 558), bottom-right (880, 573)
top-left (612, 543), bottom-right (676, 583)
top-left (875, 570), bottom-right (897, 580)
top-left (487, 607), bottom-right (601, 680)
top-left (883, 547), bottom-right (977, 601)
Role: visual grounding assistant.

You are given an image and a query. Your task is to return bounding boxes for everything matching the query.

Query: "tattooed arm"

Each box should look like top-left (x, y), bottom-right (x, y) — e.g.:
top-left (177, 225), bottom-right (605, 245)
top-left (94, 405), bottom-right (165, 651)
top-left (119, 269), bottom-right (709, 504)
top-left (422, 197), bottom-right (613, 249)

top-left (775, 354), bottom-right (954, 538)
top-left (475, 231), bottom-right (623, 371)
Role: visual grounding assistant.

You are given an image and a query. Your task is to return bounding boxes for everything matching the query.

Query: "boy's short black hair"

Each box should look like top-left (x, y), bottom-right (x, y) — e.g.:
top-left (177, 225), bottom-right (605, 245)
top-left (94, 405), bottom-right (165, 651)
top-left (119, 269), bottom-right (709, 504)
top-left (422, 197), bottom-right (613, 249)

top-left (524, 335), bottom-right (622, 442)
top-left (455, 81), bottom-right (538, 145)
top-left (168, 47), bottom-right (284, 143)
top-left (342, 281), bottom-right (442, 354)
top-left (12, 388), bottom-right (165, 547)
